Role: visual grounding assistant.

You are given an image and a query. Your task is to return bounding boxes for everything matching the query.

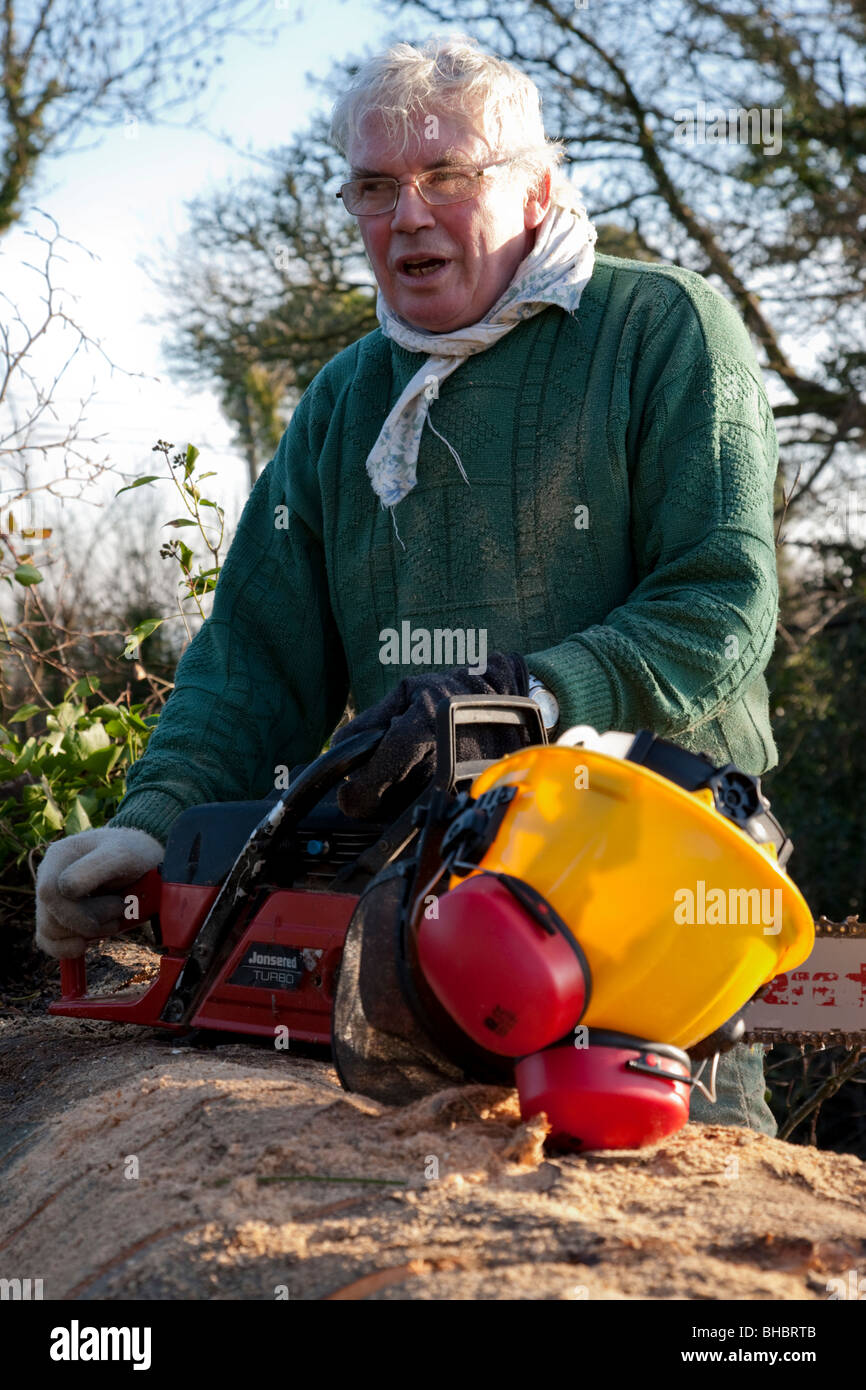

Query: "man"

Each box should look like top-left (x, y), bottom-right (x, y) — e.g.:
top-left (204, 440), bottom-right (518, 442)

top-left (35, 35), bottom-right (781, 1133)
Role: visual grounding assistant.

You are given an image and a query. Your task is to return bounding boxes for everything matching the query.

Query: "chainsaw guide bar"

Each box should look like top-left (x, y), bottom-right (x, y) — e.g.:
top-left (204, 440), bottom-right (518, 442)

top-left (742, 917), bottom-right (866, 1047)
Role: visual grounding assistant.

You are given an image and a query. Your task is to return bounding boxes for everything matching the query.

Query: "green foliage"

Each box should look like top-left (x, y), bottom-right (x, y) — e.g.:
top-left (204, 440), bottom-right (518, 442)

top-left (9, 562), bottom-right (43, 587)
top-left (116, 440), bottom-right (225, 657)
top-left (1, 438), bottom-right (225, 875)
top-left (0, 680), bottom-right (156, 872)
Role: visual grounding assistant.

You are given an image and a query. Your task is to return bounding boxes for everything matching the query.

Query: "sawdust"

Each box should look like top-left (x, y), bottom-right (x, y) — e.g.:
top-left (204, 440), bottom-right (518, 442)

top-left (1, 942), bottom-right (865, 1301)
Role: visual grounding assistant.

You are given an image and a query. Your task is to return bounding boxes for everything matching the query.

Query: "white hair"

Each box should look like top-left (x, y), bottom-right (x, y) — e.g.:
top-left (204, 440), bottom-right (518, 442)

top-left (329, 33), bottom-right (581, 210)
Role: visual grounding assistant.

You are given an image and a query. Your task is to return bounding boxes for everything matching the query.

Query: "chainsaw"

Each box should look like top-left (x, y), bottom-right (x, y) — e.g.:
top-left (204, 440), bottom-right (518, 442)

top-left (50, 698), bottom-right (866, 1066)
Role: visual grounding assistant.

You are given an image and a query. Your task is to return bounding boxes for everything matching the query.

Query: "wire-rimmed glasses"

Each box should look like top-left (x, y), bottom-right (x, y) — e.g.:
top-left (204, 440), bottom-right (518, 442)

top-left (336, 159), bottom-right (515, 216)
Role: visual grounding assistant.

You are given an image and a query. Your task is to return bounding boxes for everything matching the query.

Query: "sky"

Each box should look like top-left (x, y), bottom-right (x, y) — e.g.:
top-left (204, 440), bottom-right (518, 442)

top-left (2, 0), bottom-right (398, 553)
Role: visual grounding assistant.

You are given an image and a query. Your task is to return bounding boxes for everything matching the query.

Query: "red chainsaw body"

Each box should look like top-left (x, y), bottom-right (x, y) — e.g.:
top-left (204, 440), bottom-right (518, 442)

top-left (50, 867), bottom-right (358, 1043)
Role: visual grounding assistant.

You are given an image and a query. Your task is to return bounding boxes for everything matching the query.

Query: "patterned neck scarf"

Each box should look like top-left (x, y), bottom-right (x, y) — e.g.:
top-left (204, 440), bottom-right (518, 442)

top-left (368, 195), bottom-right (597, 545)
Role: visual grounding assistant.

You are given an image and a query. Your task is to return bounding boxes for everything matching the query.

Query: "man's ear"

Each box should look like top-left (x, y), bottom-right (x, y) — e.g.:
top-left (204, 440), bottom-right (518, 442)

top-left (525, 167), bottom-right (552, 229)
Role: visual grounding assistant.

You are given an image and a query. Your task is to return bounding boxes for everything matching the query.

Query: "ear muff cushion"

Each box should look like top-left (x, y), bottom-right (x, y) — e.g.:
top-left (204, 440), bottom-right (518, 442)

top-left (515, 1036), bottom-right (691, 1151)
top-left (417, 874), bottom-right (588, 1056)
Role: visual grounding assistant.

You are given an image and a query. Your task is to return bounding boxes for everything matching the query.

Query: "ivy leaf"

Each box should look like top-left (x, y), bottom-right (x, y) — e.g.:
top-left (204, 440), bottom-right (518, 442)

top-left (64, 796), bottom-right (93, 835)
top-left (39, 800), bottom-right (65, 833)
top-left (83, 745), bottom-right (122, 778)
top-left (188, 574), bottom-right (217, 596)
top-left (74, 722), bottom-right (111, 757)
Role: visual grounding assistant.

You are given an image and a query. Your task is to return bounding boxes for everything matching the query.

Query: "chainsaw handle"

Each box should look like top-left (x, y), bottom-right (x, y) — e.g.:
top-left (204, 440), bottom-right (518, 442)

top-left (59, 955), bottom-right (87, 1000)
top-left (279, 699), bottom-right (542, 825)
top-left (433, 695), bottom-right (547, 795)
top-left (272, 724), bottom-right (386, 833)
top-left (57, 866), bottom-right (163, 1001)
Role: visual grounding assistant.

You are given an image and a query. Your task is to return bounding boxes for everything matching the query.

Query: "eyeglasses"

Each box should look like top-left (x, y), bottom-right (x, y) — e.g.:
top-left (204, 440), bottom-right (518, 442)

top-left (336, 159), bottom-right (515, 216)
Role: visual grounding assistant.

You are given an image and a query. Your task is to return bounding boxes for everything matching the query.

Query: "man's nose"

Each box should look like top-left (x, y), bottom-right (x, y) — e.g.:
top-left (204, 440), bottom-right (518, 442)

top-left (389, 181), bottom-right (437, 232)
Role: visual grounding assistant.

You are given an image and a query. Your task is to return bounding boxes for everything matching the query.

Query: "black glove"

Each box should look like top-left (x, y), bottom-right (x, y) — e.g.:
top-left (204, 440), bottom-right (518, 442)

top-left (332, 650), bottom-right (530, 819)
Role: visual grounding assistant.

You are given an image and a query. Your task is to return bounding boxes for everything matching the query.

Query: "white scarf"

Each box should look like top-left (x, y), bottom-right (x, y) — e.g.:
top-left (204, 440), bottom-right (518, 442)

top-left (368, 195), bottom-right (597, 543)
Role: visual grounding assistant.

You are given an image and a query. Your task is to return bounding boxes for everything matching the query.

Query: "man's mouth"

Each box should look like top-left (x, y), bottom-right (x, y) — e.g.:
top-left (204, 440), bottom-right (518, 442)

top-left (396, 256), bottom-right (451, 279)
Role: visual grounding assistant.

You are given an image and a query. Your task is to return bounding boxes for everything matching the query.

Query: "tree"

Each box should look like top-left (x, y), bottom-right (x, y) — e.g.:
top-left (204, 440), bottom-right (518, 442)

top-left (152, 116), bottom-right (379, 487)
top-left (0, 0), bottom-right (272, 235)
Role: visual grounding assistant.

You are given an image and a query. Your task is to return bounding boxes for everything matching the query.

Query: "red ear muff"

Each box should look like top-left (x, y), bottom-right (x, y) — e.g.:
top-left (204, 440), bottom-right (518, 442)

top-left (515, 1031), bottom-right (692, 1152)
top-left (416, 873), bottom-right (589, 1057)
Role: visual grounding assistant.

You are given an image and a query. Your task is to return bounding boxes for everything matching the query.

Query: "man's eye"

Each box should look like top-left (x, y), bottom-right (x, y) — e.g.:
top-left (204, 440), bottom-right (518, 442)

top-left (428, 169), bottom-right (474, 190)
top-left (357, 179), bottom-right (390, 194)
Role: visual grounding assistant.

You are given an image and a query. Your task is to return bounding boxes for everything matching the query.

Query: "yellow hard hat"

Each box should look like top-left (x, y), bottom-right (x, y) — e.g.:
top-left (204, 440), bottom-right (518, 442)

top-left (434, 725), bottom-right (815, 1051)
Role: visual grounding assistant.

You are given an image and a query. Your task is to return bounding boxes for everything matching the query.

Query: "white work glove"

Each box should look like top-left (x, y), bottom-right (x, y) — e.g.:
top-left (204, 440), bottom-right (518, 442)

top-left (35, 826), bottom-right (164, 959)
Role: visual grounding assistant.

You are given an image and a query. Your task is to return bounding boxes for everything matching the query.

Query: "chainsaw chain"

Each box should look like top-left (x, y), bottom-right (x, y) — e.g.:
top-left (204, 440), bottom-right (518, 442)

top-left (814, 915), bottom-right (866, 937)
top-left (744, 1029), bottom-right (866, 1049)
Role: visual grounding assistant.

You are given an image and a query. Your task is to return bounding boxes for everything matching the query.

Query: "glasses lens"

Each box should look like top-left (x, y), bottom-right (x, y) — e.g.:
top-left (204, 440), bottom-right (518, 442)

top-left (420, 168), bottom-right (478, 203)
top-left (342, 179), bottom-right (396, 214)
top-left (340, 167), bottom-right (488, 214)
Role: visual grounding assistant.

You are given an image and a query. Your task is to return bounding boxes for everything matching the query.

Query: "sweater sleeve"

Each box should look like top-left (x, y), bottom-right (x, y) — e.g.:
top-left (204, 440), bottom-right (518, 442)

top-left (108, 379), bottom-right (350, 845)
top-left (526, 280), bottom-right (779, 740)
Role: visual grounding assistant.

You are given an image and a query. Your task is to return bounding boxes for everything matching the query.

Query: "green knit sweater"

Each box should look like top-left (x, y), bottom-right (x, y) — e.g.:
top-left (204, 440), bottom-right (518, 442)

top-left (109, 253), bottom-right (780, 845)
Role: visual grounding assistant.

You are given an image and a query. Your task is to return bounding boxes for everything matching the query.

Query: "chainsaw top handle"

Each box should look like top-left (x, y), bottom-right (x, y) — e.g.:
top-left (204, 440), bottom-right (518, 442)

top-left (272, 721), bottom-right (386, 834)
top-left (433, 695), bottom-right (547, 796)
top-left (270, 694), bottom-right (546, 842)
